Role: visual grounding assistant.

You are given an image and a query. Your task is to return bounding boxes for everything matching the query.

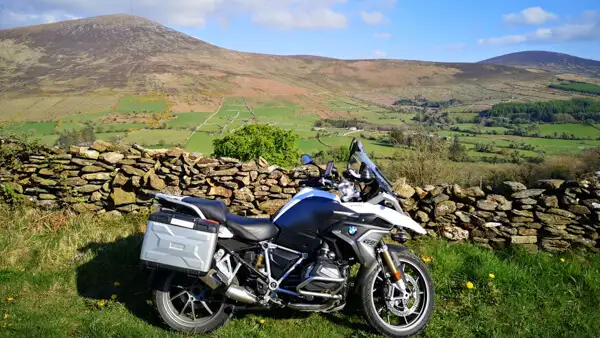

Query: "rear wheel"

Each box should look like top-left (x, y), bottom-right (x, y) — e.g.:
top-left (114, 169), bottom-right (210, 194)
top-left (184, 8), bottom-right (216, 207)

top-left (360, 250), bottom-right (434, 337)
top-left (153, 272), bottom-right (232, 334)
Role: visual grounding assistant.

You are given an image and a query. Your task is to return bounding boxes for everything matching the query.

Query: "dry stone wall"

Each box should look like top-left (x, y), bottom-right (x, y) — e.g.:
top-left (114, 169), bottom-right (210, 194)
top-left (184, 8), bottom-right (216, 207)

top-left (0, 138), bottom-right (599, 253)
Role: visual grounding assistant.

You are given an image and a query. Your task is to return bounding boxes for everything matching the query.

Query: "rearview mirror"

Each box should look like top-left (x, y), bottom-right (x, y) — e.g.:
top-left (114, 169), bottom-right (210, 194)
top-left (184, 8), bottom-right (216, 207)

top-left (300, 154), bottom-right (313, 165)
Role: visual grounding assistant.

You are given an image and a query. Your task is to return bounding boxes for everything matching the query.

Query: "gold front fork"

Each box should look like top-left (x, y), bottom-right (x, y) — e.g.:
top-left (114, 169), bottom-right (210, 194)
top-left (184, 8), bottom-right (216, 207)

top-left (381, 245), bottom-right (402, 282)
top-left (380, 244), bottom-right (409, 297)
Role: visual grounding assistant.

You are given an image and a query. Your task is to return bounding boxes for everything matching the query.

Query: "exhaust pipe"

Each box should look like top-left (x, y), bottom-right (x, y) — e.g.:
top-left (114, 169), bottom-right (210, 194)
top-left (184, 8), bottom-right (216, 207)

top-left (199, 270), bottom-right (257, 304)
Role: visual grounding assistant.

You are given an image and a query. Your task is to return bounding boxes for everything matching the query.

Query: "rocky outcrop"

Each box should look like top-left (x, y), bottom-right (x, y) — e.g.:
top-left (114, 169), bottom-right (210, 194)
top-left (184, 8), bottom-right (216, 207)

top-left (0, 138), bottom-right (599, 253)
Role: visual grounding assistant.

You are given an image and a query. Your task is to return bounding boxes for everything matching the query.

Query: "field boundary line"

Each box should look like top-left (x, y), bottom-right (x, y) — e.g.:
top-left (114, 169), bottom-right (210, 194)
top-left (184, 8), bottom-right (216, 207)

top-left (183, 96), bottom-right (224, 146)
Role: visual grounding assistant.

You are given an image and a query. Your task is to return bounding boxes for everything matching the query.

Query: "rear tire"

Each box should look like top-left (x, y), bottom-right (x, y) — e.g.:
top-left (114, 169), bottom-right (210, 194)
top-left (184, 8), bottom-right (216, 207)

top-left (153, 271), bottom-right (232, 334)
top-left (360, 250), bottom-right (434, 337)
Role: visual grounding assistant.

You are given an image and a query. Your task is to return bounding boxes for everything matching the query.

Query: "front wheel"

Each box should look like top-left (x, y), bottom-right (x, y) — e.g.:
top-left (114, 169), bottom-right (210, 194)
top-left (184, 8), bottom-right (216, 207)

top-left (360, 250), bottom-right (434, 337)
top-left (153, 271), bottom-right (233, 334)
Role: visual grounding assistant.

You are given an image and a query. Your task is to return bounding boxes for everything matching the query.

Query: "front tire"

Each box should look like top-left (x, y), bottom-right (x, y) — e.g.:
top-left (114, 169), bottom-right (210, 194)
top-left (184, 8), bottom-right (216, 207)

top-left (360, 250), bottom-right (434, 337)
top-left (153, 271), bottom-right (232, 334)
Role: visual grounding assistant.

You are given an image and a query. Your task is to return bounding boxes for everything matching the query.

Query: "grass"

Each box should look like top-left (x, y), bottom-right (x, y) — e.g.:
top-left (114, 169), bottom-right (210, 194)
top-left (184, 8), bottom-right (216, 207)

top-left (123, 130), bottom-right (189, 147)
top-left (550, 82), bottom-right (600, 95)
top-left (116, 96), bottom-right (167, 113)
top-left (167, 112), bottom-right (211, 129)
top-left (534, 124), bottom-right (600, 138)
top-left (1, 206), bottom-right (599, 337)
top-left (185, 132), bottom-right (217, 155)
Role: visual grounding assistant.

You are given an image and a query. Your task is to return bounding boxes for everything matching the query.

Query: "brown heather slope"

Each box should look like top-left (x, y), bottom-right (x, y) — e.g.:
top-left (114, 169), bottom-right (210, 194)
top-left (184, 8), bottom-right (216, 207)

top-left (0, 14), bottom-right (551, 97)
top-left (479, 51), bottom-right (600, 77)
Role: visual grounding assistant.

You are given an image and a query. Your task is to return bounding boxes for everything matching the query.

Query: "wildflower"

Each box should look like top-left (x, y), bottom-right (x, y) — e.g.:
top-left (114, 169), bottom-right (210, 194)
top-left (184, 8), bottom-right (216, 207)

top-left (113, 282), bottom-right (121, 287)
top-left (6, 297), bottom-right (13, 302)
top-left (111, 294), bottom-right (117, 301)
top-left (489, 273), bottom-right (495, 279)
top-left (259, 319), bottom-right (265, 325)
top-left (466, 282), bottom-right (474, 289)
top-left (2, 314), bottom-right (7, 319)
top-left (422, 256), bottom-right (432, 263)
top-left (560, 258), bottom-right (565, 263)
top-left (97, 299), bottom-right (106, 308)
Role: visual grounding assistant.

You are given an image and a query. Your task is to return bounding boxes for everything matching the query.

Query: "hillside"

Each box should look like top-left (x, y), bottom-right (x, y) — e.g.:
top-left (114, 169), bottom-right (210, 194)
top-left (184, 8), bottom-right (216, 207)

top-left (0, 14), bottom-right (550, 97)
top-left (479, 51), bottom-right (600, 77)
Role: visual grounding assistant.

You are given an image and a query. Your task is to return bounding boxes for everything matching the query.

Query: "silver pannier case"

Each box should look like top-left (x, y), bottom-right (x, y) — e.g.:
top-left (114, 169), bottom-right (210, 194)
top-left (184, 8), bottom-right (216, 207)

top-left (140, 210), bottom-right (219, 275)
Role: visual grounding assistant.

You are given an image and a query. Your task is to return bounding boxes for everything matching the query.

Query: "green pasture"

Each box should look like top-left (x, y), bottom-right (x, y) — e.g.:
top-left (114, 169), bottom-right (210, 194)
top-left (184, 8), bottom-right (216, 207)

top-left (116, 96), bottom-right (167, 113)
top-left (167, 112), bottom-right (212, 129)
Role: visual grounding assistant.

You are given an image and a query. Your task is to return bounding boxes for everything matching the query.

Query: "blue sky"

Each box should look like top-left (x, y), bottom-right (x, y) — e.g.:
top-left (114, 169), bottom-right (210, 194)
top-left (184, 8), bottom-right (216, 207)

top-left (1, 0), bottom-right (598, 62)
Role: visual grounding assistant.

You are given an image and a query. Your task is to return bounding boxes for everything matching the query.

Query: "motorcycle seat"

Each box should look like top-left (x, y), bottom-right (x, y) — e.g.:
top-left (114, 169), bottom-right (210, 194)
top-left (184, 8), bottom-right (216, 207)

top-left (181, 197), bottom-right (228, 223)
top-left (225, 213), bottom-right (279, 242)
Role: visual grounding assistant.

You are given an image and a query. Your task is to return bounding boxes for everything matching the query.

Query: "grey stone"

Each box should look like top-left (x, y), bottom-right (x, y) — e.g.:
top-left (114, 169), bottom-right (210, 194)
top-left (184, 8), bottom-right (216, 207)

top-left (81, 166), bottom-right (105, 173)
top-left (396, 184), bottom-right (416, 199)
top-left (442, 226), bottom-right (469, 241)
top-left (534, 179), bottom-right (565, 190)
top-left (512, 189), bottom-right (546, 199)
top-left (101, 152), bottom-right (125, 164)
top-left (501, 181), bottom-right (527, 192)
top-left (477, 199), bottom-right (498, 211)
top-left (82, 173), bottom-right (112, 181)
top-left (435, 200), bottom-right (456, 217)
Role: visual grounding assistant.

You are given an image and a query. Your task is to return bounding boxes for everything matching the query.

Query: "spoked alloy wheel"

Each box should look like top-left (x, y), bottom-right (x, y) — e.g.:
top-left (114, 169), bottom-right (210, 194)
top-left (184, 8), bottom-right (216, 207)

top-left (361, 251), bottom-right (434, 337)
top-left (154, 272), bottom-right (232, 333)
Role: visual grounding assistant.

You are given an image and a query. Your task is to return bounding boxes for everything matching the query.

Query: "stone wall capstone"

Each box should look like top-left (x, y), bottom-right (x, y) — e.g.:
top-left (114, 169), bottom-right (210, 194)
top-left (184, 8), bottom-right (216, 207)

top-left (0, 138), bottom-right (599, 253)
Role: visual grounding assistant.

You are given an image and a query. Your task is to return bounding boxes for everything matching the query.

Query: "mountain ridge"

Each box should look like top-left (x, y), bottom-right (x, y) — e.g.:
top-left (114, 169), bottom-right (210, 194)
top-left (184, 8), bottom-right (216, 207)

top-left (0, 14), bottom-right (555, 96)
top-left (479, 51), bottom-right (600, 77)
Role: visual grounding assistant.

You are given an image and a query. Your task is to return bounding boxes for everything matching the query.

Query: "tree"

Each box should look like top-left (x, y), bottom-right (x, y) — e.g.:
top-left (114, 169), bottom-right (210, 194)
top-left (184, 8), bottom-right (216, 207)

top-left (448, 136), bottom-right (467, 162)
top-left (212, 124), bottom-right (301, 167)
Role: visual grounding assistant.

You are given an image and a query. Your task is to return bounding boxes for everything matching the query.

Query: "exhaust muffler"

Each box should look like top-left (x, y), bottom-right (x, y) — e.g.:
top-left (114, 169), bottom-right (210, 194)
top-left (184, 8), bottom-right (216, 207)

top-left (199, 270), bottom-right (258, 304)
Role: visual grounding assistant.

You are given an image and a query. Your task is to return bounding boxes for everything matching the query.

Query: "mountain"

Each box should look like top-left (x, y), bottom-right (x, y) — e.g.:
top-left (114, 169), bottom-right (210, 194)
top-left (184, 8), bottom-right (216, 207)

top-left (0, 14), bottom-right (549, 97)
top-left (479, 51), bottom-right (600, 76)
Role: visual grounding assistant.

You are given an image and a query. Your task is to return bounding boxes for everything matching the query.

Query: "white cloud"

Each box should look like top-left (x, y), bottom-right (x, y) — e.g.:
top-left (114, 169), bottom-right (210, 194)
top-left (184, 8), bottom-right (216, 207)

top-left (3, 9), bottom-right (80, 25)
top-left (0, 0), bottom-right (349, 30)
top-left (253, 8), bottom-right (347, 29)
top-left (479, 10), bottom-right (600, 45)
top-left (502, 7), bottom-right (558, 26)
top-left (478, 35), bottom-right (528, 45)
top-left (373, 50), bottom-right (386, 57)
top-left (361, 11), bottom-right (386, 25)
top-left (374, 32), bottom-right (391, 39)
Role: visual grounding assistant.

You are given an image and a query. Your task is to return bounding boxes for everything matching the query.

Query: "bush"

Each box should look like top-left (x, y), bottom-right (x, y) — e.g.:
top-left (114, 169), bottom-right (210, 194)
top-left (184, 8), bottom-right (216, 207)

top-left (212, 124), bottom-right (300, 167)
top-left (55, 124), bottom-right (96, 148)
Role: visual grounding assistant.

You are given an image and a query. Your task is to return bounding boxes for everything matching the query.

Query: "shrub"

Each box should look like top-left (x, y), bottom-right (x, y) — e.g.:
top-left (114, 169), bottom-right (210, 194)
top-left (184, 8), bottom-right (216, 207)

top-left (212, 124), bottom-right (300, 167)
top-left (55, 125), bottom-right (96, 148)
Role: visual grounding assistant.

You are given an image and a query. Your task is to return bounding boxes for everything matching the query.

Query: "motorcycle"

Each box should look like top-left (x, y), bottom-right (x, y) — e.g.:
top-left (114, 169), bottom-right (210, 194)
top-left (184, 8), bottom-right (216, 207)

top-left (139, 138), bottom-right (434, 337)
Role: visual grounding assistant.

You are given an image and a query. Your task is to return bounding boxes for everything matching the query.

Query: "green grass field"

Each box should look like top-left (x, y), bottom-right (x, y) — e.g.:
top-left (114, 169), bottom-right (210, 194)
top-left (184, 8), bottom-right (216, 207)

top-left (167, 112), bottom-right (212, 129)
top-left (534, 123), bottom-right (600, 138)
top-left (123, 130), bottom-right (189, 147)
top-left (116, 96), bottom-right (167, 113)
top-left (1, 206), bottom-right (599, 338)
top-left (550, 82), bottom-right (600, 95)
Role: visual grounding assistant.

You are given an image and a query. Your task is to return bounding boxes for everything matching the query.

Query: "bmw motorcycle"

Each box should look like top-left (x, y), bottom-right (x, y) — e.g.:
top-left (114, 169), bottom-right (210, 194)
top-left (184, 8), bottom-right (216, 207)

top-left (140, 138), bottom-right (434, 337)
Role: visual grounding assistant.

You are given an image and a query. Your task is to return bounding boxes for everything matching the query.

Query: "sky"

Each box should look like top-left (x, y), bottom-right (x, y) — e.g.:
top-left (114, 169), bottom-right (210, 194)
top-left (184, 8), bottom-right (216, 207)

top-left (0, 0), bottom-right (598, 62)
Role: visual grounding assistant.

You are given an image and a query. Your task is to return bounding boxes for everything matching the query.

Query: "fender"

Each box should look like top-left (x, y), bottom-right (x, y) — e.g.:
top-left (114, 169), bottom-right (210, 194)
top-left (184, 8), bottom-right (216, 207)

top-left (341, 202), bottom-right (427, 235)
top-left (353, 244), bottom-right (410, 294)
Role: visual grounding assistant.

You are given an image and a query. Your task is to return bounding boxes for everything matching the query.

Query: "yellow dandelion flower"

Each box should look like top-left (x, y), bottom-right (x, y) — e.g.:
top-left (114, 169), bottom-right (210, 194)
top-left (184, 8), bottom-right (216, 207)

top-left (2, 314), bottom-right (7, 319)
top-left (6, 297), bottom-right (13, 302)
top-left (422, 256), bottom-right (432, 263)
top-left (466, 282), bottom-right (474, 289)
top-left (97, 299), bottom-right (106, 308)
top-left (259, 319), bottom-right (265, 325)
top-left (560, 258), bottom-right (565, 262)
top-left (489, 273), bottom-right (495, 279)
top-left (111, 294), bottom-right (117, 300)
top-left (113, 282), bottom-right (121, 287)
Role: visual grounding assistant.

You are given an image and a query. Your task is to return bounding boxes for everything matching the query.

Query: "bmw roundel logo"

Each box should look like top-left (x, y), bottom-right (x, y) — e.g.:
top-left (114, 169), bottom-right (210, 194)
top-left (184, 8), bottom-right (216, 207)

top-left (348, 226), bottom-right (358, 235)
